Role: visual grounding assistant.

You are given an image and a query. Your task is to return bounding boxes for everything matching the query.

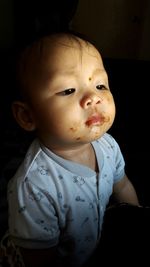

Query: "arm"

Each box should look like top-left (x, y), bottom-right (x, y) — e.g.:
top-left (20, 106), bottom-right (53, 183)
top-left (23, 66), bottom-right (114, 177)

top-left (112, 174), bottom-right (140, 206)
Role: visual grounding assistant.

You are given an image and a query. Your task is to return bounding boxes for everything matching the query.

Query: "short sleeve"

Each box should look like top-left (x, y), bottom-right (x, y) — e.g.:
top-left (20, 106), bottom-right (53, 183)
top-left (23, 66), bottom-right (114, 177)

top-left (8, 176), bottom-right (60, 249)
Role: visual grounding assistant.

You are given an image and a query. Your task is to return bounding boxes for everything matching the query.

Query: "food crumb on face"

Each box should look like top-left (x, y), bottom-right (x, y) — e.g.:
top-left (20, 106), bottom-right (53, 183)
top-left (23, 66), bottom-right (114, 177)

top-left (70, 127), bottom-right (77, 132)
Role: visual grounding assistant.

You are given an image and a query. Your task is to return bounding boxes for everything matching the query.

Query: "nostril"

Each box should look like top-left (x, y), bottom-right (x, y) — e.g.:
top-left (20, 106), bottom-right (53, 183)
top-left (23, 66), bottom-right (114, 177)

top-left (80, 97), bottom-right (92, 108)
top-left (96, 99), bottom-right (101, 104)
top-left (87, 100), bottom-right (92, 106)
top-left (81, 94), bottom-right (102, 108)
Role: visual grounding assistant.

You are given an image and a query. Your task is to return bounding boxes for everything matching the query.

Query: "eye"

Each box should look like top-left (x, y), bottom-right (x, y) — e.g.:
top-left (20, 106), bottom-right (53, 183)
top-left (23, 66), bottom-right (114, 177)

top-left (57, 88), bottom-right (76, 96)
top-left (96, 84), bottom-right (107, 90)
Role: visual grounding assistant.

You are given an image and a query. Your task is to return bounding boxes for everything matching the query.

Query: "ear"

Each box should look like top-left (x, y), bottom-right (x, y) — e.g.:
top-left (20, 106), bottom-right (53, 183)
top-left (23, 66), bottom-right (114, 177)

top-left (12, 101), bottom-right (36, 131)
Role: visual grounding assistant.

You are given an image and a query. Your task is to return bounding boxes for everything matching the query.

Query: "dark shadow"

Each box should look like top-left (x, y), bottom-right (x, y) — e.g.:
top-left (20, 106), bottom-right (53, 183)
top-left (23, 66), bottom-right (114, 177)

top-left (0, 0), bottom-right (80, 239)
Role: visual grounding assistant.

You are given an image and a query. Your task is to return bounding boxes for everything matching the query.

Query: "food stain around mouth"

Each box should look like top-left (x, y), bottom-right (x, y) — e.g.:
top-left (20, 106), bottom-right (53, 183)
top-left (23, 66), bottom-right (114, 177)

top-left (70, 127), bottom-right (81, 140)
top-left (69, 127), bottom-right (81, 140)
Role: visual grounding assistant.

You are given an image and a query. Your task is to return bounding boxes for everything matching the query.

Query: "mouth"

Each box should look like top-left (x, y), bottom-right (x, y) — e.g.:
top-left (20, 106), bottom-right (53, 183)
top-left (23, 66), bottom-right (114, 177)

top-left (85, 114), bottom-right (105, 126)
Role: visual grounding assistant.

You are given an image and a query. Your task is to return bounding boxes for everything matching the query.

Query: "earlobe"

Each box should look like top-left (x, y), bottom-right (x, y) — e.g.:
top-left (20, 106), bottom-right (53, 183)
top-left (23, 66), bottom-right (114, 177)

top-left (12, 101), bottom-right (36, 131)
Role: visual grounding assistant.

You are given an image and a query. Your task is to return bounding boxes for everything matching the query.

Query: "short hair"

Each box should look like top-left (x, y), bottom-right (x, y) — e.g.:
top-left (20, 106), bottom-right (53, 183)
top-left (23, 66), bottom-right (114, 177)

top-left (14, 31), bottom-right (95, 101)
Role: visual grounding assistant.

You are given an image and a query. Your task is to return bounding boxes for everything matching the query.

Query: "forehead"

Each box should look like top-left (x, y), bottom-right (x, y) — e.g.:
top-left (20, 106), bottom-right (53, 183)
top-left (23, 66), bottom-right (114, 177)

top-left (21, 34), bottom-right (102, 69)
top-left (17, 34), bottom-right (103, 95)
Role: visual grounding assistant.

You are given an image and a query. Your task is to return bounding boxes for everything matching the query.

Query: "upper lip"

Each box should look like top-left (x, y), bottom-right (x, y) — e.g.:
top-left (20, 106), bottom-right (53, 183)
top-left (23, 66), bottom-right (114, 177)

top-left (86, 114), bottom-right (105, 126)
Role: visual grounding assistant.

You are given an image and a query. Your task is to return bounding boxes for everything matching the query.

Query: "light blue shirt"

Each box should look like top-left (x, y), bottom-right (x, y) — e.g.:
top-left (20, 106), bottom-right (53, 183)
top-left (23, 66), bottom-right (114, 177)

top-left (8, 133), bottom-right (125, 266)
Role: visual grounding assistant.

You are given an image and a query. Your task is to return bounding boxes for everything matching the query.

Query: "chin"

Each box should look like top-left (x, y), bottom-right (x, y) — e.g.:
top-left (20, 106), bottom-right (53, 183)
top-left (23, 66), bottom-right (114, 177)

top-left (89, 128), bottom-right (106, 140)
top-left (75, 132), bottom-right (104, 144)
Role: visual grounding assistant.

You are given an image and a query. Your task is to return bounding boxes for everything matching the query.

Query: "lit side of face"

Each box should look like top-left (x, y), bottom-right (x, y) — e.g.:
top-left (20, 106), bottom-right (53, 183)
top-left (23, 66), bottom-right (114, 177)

top-left (18, 37), bottom-right (116, 151)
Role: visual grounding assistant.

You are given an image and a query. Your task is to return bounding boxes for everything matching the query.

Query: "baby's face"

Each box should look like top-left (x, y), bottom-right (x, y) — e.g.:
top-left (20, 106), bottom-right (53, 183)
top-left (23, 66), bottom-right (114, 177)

top-left (27, 37), bottom-right (116, 150)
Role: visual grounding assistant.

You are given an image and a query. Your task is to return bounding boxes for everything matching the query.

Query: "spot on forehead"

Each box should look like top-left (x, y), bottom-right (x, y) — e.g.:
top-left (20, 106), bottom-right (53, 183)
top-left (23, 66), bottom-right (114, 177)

top-left (89, 77), bottom-right (92, 81)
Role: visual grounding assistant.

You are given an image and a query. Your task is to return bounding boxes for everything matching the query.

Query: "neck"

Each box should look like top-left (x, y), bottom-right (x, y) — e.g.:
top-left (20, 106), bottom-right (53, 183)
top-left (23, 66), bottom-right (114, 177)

top-left (44, 142), bottom-right (97, 171)
top-left (49, 143), bottom-right (91, 161)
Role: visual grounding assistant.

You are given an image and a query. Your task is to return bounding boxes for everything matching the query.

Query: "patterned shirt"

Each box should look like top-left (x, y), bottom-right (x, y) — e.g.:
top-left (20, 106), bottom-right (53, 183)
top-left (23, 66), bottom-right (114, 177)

top-left (8, 133), bottom-right (125, 266)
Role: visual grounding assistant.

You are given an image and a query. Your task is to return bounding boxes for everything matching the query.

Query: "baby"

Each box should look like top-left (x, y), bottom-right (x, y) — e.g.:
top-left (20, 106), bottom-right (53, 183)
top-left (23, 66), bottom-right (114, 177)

top-left (7, 32), bottom-right (139, 267)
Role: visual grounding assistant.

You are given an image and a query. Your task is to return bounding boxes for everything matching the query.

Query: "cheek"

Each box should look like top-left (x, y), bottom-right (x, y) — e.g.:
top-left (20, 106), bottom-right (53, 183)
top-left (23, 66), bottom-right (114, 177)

top-left (52, 122), bottom-right (84, 143)
top-left (31, 100), bottom-right (84, 141)
top-left (69, 124), bottom-right (84, 140)
top-left (105, 93), bottom-right (116, 116)
top-left (53, 109), bottom-right (86, 141)
top-left (50, 112), bottom-right (82, 136)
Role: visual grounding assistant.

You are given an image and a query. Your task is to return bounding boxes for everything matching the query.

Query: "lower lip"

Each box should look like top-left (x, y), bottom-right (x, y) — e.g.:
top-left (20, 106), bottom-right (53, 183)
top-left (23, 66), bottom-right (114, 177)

top-left (86, 117), bottom-right (103, 126)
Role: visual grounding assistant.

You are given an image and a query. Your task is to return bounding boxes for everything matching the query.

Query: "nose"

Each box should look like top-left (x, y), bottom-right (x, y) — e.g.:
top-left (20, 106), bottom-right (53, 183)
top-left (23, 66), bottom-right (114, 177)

top-left (80, 93), bottom-right (102, 109)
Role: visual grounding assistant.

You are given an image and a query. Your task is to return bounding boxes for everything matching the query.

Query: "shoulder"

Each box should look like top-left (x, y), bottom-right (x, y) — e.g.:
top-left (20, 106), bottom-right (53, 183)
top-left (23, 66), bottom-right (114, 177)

top-left (7, 139), bottom-right (63, 193)
top-left (98, 134), bottom-right (125, 182)
top-left (8, 139), bottom-right (42, 184)
top-left (95, 133), bottom-right (125, 165)
top-left (96, 133), bottom-right (121, 151)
